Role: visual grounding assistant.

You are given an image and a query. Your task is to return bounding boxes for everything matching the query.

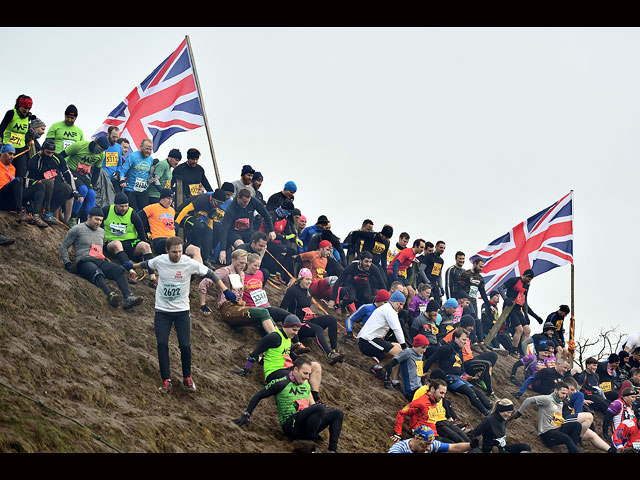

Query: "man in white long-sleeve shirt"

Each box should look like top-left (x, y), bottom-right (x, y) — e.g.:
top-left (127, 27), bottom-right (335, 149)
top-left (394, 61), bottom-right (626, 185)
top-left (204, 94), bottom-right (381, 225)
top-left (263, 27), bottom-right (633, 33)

top-left (358, 290), bottom-right (407, 380)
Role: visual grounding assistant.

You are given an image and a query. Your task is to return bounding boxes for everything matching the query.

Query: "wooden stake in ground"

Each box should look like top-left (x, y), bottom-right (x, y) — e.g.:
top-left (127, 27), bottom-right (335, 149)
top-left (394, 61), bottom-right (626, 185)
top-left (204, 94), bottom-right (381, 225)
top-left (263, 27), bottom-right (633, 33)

top-left (483, 303), bottom-right (515, 346)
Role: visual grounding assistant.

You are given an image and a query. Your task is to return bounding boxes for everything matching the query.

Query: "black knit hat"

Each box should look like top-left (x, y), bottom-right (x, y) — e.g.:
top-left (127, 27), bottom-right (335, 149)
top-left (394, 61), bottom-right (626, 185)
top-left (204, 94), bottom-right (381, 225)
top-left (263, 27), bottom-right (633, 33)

top-left (168, 148), bottom-right (182, 160)
top-left (95, 136), bottom-right (109, 150)
top-left (88, 206), bottom-right (104, 217)
top-left (65, 104), bottom-right (78, 116)
top-left (114, 192), bottom-right (129, 205)
top-left (212, 189), bottom-right (227, 201)
top-left (221, 182), bottom-right (235, 193)
top-left (426, 301), bottom-right (440, 313)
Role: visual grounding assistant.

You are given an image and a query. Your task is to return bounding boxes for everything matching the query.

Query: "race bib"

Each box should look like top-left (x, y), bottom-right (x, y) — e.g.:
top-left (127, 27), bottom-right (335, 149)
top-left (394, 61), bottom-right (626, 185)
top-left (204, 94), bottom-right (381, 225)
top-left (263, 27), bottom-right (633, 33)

top-left (283, 354), bottom-right (293, 369)
top-left (8, 131), bottom-right (24, 146)
top-left (228, 273), bottom-right (243, 290)
top-left (497, 436), bottom-right (507, 448)
top-left (515, 291), bottom-right (526, 306)
top-left (398, 269), bottom-right (407, 278)
top-left (431, 263), bottom-right (442, 276)
top-left (446, 325), bottom-right (454, 332)
top-left (164, 179), bottom-right (171, 188)
top-left (43, 169), bottom-right (58, 180)
top-left (213, 207), bottom-right (225, 224)
top-left (415, 360), bottom-right (424, 377)
top-left (469, 285), bottom-right (478, 299)
top-left (633, 441), bottom-right (640, 451)
top-left (316, 268), bottom-right (326, 279)
top-left (133, 177), bottom-right (148, 192)
top-left (76, 163), bottom-right (91, 176)
top-left (105, 152), bottom-right (119, 167)
top-left (372, 241), bottom-right (386, 255)
top-left (161, 281), bottom-right (182, 300)
top-left (431, 324), bottom-right (439, 335)
top-left (161, 217), bottom-right (175, 230)
top-left (89, 243), bottom-right (105, 259)
top-left (302, 307), bottom-right (316, 321)
top-left (109, 223), bottom-right (127, 236)
top-left (249, 288), bottom-right (269, 307)
top-left (453, 354), bottom-right (462, 368)
top-left (295, 398), bottom-right (309, 411)
top-left (234, 218), bottom-right (250, 231)
top-left (419, 305), bottom-right (427, 313)
top-left (63, 139), bottom-right (75, 150)
top-left (600, 381), bottom-right (612, 393)
top-left (188, 183), bottom-right (200, 196)
top-left (552, 412), bottom-right (564, 427)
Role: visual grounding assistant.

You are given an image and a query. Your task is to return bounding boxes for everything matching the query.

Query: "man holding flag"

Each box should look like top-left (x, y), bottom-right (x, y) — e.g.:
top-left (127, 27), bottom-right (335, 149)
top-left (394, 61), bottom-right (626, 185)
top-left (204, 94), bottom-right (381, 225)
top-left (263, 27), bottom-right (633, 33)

top-left (498, 268), bottom-right (543, 357)
top-left (471, 192), bottom-right (574, 355)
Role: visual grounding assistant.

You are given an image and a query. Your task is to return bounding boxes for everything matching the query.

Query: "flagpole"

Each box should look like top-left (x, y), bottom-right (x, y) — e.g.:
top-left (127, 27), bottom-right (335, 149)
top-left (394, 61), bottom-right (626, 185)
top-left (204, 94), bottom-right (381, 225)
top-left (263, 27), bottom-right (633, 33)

top-left (185, 34), bottom-right (222, 189)
top-left (569, 189), bottom-right (575, 364)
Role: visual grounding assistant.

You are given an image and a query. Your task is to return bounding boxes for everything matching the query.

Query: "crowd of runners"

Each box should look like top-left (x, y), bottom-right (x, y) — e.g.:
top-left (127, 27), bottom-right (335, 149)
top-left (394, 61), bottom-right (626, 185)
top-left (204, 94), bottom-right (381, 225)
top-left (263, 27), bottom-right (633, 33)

top-left (2, 94), bottom-right (639, 454)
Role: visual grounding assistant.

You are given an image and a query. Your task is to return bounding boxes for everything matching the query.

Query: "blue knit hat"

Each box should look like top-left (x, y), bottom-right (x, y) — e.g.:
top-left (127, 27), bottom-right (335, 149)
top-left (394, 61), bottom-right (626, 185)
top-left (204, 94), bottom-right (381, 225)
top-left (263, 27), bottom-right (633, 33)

top-left (284, 181), bottom-right (297, 192)
top-left (444, 298), bottom-right (458, 309)
top-left (1, 144), bottom-right (16, 154)
top-left (389, 291), bottom-right (406, 303)
top-left (414, 425), bottom-right (435, 442)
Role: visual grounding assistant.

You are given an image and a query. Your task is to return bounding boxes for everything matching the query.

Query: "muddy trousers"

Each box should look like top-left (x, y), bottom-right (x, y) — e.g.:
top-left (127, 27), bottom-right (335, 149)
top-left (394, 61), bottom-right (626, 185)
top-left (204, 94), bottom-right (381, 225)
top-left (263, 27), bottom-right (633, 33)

top-left (282, 403), bottom-right (344, 452)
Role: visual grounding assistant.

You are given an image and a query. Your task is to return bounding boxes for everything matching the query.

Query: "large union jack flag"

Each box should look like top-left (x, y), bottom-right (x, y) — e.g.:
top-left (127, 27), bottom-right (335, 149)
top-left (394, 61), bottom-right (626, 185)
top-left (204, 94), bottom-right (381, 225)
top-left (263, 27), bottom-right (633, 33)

top-left (94, 38), bottom-right (204, 153)
top-left (470, 191), bottom-right (574, 292)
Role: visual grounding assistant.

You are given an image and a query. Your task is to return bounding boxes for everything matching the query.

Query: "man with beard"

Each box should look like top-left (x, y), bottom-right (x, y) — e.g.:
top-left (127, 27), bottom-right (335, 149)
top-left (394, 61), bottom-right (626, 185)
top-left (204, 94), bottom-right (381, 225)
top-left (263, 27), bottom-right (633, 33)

top-left (332, 251), bottom-right (385, 313)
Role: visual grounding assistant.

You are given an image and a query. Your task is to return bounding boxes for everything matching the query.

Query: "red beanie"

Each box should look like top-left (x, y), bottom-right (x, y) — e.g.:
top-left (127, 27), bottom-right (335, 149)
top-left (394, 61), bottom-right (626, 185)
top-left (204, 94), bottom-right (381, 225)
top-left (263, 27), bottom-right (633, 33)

top-left (413, 334), bottom-right (429, 347)
top-left (375, 289), bottom-right (391, 303)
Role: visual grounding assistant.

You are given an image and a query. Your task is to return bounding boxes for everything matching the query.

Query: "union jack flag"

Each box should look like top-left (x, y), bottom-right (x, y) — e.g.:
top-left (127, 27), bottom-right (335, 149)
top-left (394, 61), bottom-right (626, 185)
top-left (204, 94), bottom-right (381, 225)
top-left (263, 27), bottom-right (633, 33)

top-left (94, 38), bottom-right (204, 152)
top-left (470, 191), bottom-right (574, 293)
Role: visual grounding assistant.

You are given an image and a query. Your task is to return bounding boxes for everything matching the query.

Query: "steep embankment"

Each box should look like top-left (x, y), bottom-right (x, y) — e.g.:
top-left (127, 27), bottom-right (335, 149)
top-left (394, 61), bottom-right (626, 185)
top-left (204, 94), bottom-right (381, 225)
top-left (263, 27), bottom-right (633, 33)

top-left (0, 211), bottom-right (604, 453)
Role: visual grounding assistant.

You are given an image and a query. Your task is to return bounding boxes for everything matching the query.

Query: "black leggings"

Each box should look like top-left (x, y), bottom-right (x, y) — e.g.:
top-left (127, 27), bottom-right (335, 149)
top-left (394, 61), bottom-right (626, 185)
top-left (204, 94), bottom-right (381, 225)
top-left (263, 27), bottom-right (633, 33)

top-left (0, 178), bottom-right (22, 211)
top-left (334, 283), bottom-right (372, 308)
top-left (182, 217), bottom-right (213, 262)
top-left (76, 258), bottom-right (130, 298)
top-left (22, 182), bottom-right (45, 213)
top-left (47, 180), bottom-right (72, 212)
top-left (464, 352), bottom-right (498, 395)
top-left (539, 422), bottom-right (582, 453)
top-left (297, 315), bottom-right (339, 354)
top-left (154, 310), bottom-right (191, 381)
top-left (266, 306), bottom-right (291, 324)
top-left (493, 443), bottom-right (531, 453)
top-left (282, 403), bottom-right (344, 452)
top-left (436, 420), bottom-right (469, 443)
top-left (125, 189), bottom-right (149, 212)
top-left (451, 383), bottom-right (492, 416)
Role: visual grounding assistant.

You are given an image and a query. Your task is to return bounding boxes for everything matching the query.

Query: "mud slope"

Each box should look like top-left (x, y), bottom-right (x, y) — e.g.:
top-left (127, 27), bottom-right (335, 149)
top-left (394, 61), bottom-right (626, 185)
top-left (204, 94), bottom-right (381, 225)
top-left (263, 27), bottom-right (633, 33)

top-left (0, 212), bottom-right (603, 453)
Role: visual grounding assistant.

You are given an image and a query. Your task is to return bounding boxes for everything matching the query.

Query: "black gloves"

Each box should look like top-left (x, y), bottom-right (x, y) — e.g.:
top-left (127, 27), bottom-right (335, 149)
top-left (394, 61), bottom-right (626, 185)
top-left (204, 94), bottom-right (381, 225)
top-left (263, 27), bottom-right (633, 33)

top-left (232, 357), bottom-right (256, 376)
top-left (233, 412), bottom-right (251, 427)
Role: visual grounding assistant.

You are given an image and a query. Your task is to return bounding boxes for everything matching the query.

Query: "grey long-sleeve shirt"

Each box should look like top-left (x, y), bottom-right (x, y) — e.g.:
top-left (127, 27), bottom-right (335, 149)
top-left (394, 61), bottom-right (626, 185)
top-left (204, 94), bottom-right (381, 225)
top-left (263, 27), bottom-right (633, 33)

top-left (60, 223), bottom-right (106, 265)
top-left (518, 393), bottom-right (564, 435)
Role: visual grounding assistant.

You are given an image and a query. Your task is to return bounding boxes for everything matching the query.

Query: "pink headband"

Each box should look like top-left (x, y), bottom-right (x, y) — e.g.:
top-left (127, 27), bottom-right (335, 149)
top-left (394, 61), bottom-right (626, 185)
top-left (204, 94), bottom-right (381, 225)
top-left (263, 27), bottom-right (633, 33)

top-left (298, 268), bottom-right (312, 278)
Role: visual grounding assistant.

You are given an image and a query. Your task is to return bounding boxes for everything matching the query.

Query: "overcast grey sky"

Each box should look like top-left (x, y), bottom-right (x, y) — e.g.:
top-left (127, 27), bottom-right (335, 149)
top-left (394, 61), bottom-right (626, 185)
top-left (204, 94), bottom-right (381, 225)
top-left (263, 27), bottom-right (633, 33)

top-left (2, 27), bottom-right (637, 353)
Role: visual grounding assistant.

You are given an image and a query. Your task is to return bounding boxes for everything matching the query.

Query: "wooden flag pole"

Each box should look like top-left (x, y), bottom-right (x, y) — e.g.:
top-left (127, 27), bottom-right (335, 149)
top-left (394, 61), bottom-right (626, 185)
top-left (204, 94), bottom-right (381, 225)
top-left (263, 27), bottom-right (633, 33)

top-left (483, 303), bottom-right (514, 346)
top-left (185, 34), bottom-right (222, 189)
